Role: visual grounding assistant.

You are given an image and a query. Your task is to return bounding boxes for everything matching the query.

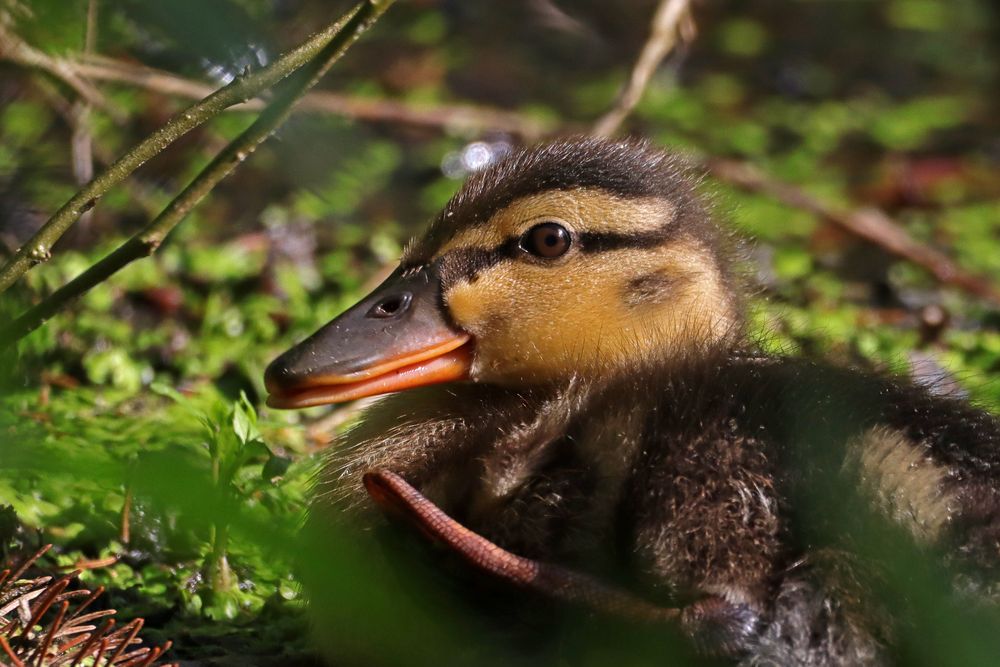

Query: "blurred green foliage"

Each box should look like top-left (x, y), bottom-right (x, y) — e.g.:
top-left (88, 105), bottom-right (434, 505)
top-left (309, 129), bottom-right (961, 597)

top-left (1, 0), bottom-right (999, 664)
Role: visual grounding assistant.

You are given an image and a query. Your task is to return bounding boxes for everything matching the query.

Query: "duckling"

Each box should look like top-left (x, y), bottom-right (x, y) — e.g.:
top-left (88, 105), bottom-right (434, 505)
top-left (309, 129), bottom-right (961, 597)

top-left (264, 137), bottom-right (1000, 665)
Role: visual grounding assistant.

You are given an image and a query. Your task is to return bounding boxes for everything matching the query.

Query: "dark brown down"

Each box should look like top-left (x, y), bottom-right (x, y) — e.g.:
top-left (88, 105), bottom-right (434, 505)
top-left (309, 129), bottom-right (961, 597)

top-left (293, 138), bottom-right (1000, 665)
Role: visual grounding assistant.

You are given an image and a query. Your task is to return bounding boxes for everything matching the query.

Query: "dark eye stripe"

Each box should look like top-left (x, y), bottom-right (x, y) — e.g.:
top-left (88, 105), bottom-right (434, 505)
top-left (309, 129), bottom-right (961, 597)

top-left (578, 226), bottom-right (679, 252)
top-left (435, 225), bottom-right (679, 288)
top-left (436, 238), bottom-right (520, 288)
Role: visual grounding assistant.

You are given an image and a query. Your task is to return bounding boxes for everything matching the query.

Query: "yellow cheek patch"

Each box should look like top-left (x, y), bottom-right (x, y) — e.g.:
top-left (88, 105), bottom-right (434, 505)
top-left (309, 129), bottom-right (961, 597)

top-left (433, 189), bottom-right (675, 259)
top-left (445, 240), bottom-right (737, 384)
top-left (446, 282), bottom-right (491, 331)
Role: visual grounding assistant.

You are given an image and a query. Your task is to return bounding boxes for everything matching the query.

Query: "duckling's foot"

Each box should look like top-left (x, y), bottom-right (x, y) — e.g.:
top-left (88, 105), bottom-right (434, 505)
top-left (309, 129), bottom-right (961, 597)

top-left (364, 469), bottom-right (767, 657)
top-left (363, 469), bottom-right (680, 625)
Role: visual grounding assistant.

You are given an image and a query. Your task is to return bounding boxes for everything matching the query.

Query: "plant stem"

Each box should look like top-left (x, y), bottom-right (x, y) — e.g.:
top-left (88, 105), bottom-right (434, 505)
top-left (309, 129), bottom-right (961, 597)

top-left (209, 520), bottom-right (234, 593)
top-left (208, 442), bottom-right (233, 593)
top-left (0, 0), bottom-right (394, 345)
top-left (0, 2), bottom-right (386, 295)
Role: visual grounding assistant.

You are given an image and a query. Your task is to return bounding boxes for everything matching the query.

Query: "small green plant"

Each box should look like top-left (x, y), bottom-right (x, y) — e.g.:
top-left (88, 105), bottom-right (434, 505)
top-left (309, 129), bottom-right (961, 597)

top-left (201, 393), bottom-right (268, 618)
top-left (151, 386), bottom-right (294, 620)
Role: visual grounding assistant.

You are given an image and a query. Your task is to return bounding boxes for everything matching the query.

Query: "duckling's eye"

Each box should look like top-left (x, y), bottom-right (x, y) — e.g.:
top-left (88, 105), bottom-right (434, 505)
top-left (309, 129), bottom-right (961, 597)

top-left (519, 222), bottom-right (571, 259)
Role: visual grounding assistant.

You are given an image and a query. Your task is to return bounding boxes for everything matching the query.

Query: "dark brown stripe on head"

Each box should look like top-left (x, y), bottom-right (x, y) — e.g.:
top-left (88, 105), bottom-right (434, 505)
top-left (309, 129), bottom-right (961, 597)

top-left (436, 239), bottom-right (520, 289)
top-left (408, 137), bottom-right (705, 262)
top-left (436, 226), bottom-right (682, 289)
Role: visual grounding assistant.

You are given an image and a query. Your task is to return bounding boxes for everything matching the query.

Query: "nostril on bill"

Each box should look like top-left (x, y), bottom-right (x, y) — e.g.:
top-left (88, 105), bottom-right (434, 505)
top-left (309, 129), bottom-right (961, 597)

top-left (367, 292), bottom-right (412, 319)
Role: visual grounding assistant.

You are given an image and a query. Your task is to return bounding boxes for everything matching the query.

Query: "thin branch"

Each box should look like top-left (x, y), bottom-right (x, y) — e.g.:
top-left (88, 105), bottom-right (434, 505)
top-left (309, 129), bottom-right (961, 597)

top-left (592, 0), bottom-right (694, 137)
top-left (71, 95), bottom-right (95, 186)
top-left (703, 157), bottom-right (1000, 304)
top-left (61, 54), bottom-right (552, 138)
top-left (0, 0), bottom-right (395, 345)
top-left (587, 0), bottom-right (1000, 304)
top-left (84, 0), bottom-right (98, 54)
top-left (30, 76), bottom-right (164, 216)
top-left (72, 0), bottom-right (99, 233)
top-left (0, 22), bottom-right (120, 120)
top-left (0, 4), bottom-right (390, 295)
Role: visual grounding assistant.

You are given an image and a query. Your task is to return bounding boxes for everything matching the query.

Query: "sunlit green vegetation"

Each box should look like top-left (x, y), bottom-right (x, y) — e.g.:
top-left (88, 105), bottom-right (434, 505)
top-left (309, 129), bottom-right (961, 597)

top-left (1, 0), bottom-right (999, 663)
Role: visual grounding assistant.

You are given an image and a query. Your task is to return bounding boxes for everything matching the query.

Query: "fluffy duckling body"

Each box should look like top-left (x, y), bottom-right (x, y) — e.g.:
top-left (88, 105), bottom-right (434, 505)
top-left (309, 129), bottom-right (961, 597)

top-left (266, 138), bottom-right (1000, 665)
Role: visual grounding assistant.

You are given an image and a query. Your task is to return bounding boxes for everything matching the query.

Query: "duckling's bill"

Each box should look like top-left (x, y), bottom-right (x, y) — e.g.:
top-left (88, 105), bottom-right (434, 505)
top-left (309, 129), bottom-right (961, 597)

top-left (264, 265), bottom-right (473, 408)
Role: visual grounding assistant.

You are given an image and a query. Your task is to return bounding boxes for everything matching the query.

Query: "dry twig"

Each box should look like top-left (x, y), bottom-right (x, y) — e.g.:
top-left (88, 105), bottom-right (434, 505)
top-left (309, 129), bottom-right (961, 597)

top-left (0, 43), bottom-right (550, 139)
top-left (588, 0), bottom-right (1000, 304)
top-left (704, 158), bottom-right (1000, 304)
top-left (592, 0), bottom-right (694, 137)
top-left (72, 0), bottom-right (100, 235)
top-left (29, 77), bottom-right (164, 217)
top-left (57, 55), bottom-right (552, 139)
top-left (0, 22), bottom-right (121, 122)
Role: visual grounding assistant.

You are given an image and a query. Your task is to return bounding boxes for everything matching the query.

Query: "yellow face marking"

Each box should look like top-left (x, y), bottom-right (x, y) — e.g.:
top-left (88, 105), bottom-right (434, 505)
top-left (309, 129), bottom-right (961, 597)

top-left (445, 235), bottom-right (738, 384)
top-left (432, 189), bottom-right (675, 261)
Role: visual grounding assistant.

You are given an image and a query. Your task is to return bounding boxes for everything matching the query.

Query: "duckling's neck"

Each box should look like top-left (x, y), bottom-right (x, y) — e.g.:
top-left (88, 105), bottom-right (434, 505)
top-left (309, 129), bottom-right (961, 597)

top-left (319, 382), bottom-right (564, 510)
top-left (320, 336), bottom-right (749, 562)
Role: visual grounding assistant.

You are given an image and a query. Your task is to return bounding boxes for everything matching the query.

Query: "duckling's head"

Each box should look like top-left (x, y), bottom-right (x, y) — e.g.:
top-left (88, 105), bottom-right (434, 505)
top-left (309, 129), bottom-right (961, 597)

top-left (265, 137), bottom-right (743, 408)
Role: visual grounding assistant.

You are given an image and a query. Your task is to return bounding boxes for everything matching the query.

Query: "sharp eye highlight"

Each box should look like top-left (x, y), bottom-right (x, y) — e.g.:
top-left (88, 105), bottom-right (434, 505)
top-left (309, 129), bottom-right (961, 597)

top-left (520, 222), bottom-right (571, 259)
